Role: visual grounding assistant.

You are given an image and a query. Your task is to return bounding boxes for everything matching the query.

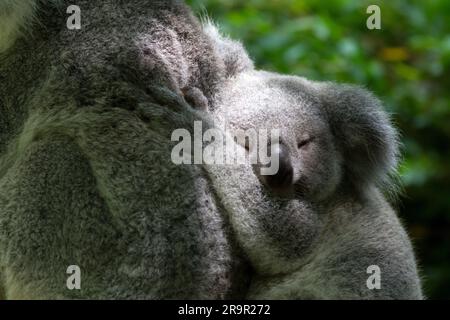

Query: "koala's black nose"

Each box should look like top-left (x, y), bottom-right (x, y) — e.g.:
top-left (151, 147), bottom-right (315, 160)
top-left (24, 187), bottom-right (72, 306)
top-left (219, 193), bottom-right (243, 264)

top-left (263, 144), bottom-right (293, 190)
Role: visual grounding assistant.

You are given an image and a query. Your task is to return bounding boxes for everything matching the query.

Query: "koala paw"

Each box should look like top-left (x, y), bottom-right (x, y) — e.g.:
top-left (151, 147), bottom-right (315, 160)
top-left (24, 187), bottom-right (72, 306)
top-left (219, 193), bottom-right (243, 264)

top-left (146, 85), bottom-right (191, 112)
top-left (182, 87), bottom-right (209, 111)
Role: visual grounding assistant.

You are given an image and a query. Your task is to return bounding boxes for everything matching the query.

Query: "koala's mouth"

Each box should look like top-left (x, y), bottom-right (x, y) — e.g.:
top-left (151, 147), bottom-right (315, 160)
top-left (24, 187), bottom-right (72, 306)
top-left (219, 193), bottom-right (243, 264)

top-left (257, 174), bottom-right (296, 199)
top-left (266, 183), bottom-right (307, 200)
top-left (261, 179), bottom-right (308, 199)
top-left (272, 188), bottom-right (295, 199)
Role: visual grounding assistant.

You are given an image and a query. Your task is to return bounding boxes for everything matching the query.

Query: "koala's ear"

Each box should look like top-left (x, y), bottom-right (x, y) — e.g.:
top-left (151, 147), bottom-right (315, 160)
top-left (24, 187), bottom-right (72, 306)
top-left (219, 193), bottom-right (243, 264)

top-left (202, 21), bottom-right (254, 78)
top-left (317, 83), bottom-right (399, 191)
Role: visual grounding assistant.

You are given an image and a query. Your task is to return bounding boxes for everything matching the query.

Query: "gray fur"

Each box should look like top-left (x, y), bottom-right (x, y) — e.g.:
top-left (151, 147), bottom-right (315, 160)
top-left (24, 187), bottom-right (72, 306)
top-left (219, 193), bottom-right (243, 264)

top-left (0, 1), bottom-right (422, 299)
top-left (0, 0), bottom-right (247, 299)
top-left (205, 24), bottom-right (422, 299)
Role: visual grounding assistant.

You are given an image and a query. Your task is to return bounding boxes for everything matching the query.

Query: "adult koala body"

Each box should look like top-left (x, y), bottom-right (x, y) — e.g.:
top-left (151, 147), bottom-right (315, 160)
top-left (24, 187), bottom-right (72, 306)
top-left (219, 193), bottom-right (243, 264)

top-left (0, 0), bottom-right (249, 299)
top-left (0, 0), bottom-right (422, 299)
top-left (204, 25), bottom-right (423, 299)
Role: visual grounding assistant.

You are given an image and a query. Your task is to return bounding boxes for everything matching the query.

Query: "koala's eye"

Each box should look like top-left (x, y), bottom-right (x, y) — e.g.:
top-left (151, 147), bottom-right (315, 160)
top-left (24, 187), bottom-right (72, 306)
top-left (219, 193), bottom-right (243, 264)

top-left (297, 137), bottom-right (314, 149)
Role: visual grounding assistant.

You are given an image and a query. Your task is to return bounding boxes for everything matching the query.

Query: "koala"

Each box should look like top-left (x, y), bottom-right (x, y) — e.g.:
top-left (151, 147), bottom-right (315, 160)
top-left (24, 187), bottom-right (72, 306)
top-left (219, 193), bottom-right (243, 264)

top-left (0, 0), bottom-right (422, 299)
top-left (0, 0), bottom-right (251, 299)
top-left (203, 24), bottom-right (423, 299)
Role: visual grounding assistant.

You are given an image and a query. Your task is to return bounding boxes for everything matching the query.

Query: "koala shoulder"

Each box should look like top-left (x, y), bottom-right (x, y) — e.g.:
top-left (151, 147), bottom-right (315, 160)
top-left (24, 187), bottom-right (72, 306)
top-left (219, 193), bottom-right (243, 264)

top-left (248, 190), bottom-right (423, 299)
top-left (319, 190), bottom-right (423, 299)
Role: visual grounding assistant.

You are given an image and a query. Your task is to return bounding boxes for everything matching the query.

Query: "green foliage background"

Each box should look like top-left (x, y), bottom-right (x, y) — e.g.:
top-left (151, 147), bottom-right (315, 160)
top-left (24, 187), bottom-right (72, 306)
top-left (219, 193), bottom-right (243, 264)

top-left (187, 0), bottom-right (450, 299)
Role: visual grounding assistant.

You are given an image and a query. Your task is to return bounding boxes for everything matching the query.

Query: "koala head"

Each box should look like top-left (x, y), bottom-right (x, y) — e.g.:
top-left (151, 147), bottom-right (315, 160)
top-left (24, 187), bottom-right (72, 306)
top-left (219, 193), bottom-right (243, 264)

top-left (213, 70), bottom-right (399, 202)
top-left (206, 23), bottom-right (399, 202)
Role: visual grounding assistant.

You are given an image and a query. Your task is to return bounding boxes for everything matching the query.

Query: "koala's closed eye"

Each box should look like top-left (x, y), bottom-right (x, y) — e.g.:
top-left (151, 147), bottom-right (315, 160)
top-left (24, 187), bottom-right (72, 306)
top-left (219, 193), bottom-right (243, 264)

top-left (297, 136), bottom-right (314, 149)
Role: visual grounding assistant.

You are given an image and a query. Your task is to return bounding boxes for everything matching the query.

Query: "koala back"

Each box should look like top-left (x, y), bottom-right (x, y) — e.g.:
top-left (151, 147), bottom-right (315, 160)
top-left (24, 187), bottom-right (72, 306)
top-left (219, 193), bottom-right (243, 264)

top-left (0, 0), bottom-right (250, 299)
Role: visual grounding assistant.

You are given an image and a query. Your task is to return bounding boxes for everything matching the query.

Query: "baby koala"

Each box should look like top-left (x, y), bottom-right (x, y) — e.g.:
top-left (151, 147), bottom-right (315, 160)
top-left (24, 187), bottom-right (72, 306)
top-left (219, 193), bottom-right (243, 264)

top-left (212, 70), bottom-right (398, 204)
top-left (201, 24), bottom-right (422, 299)
top-left (203, 23), bottom-right (397, 204)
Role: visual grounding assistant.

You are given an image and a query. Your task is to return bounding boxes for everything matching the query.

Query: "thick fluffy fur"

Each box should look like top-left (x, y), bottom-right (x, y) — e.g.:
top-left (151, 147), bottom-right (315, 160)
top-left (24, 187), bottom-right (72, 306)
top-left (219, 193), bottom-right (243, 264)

top-left (0, 0), bottom-right (248, 299)
top-left (0, 0), bottom-right (43, 53)
top-left (0, 1), bottom-right (422, 299)
top-left (204, 24), bottom-right (422, 299)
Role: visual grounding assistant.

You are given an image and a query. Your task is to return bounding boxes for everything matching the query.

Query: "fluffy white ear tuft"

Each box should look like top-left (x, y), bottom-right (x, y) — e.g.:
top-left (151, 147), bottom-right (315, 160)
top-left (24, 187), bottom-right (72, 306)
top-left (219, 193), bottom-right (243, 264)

top-left (0, 0), bottom-right (39, 53)
top-left (202, 19), bottom-right (254, 78)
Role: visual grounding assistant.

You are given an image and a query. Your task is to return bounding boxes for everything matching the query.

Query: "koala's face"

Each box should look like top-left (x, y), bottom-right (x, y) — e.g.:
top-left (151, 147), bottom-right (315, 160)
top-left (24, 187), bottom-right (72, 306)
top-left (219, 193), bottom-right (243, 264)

top-left (216, 71), bottom-right (343, 201)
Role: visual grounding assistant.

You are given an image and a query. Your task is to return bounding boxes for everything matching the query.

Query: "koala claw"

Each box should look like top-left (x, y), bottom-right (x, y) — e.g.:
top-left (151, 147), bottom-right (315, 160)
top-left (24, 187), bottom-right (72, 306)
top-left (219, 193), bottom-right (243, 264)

top-left (146, 85), bottom-right (191, 112)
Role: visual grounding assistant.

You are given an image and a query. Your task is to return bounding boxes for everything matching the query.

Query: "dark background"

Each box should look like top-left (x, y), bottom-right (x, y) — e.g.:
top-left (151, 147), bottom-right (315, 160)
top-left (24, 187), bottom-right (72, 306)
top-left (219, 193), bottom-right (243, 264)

top-left (187, 0), bottom-right (450, 299)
